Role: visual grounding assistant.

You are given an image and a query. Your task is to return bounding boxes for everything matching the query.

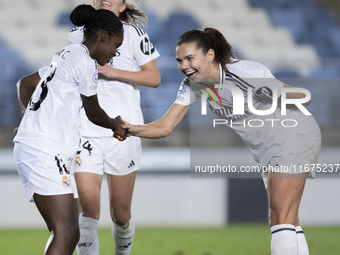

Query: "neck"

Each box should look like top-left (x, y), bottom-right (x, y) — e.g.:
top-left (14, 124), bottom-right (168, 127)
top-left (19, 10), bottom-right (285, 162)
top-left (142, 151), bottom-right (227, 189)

top-left (210, 62), bottom-right (221, 79)
top-left (83, 36), bottom-right (100, 60)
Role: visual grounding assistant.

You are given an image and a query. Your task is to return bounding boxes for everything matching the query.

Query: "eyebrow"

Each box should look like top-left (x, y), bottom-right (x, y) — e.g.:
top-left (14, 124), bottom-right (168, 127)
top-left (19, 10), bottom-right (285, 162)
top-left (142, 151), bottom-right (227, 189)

top-left (176, 54), bottom-right (194, 62)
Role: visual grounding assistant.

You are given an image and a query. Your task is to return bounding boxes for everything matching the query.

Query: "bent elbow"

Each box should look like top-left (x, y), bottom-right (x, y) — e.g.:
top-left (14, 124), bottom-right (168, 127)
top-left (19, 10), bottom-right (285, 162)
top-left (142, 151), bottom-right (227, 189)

top-left (151, 73), bottom-right (161, 88)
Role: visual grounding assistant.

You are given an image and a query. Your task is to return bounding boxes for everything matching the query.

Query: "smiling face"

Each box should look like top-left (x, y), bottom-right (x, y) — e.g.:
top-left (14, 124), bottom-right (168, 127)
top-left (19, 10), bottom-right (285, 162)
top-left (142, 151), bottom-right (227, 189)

top-left (96, 31), bottom-right (123, 66)
top-left (93, 0), bottom-right (126, 16)
top-left (176, 42), bottom-right (219, 82)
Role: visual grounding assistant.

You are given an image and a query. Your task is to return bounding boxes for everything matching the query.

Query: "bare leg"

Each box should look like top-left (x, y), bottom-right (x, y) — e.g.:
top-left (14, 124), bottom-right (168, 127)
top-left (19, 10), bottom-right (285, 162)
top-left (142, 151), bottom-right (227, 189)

top-left (268, 173), bottom-right (306, 226)
top-left (75, 172), bottom-right (103, 220)
top-left (34, 193), bottom-right (79, 255)
top-left (107, 171), bottom-right (136, 225)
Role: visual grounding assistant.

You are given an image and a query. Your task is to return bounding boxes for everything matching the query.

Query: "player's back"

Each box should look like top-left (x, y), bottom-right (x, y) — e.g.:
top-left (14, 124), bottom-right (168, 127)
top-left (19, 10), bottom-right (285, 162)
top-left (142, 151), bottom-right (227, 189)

top-left (14, 44), bottom-right (98, 156)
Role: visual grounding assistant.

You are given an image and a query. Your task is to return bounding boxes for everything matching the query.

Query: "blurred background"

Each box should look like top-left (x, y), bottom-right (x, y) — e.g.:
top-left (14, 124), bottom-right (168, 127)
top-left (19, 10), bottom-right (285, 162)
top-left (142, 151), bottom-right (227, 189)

top-left (0, 0), bottom-right (339, 229)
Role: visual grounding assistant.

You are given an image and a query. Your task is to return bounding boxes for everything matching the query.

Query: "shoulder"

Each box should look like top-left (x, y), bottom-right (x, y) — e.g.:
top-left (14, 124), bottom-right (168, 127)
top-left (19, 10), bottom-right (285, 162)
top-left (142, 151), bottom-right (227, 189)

top-left (227, 60), bottom-right (274, 78)
top-left (56, 44), bottom-right (91, 67)
top-left (67, 26), bottom-right (84, 45)
top-left (123, 22), bottom-right (146, 37)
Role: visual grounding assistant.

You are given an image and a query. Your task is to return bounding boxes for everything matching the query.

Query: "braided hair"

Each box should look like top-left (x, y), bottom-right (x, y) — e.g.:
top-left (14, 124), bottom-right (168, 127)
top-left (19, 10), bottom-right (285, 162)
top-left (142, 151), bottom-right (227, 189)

top-left (70, 4), bottom-right (123, 40)
top-left (177, 28), bottom-right (239, 74)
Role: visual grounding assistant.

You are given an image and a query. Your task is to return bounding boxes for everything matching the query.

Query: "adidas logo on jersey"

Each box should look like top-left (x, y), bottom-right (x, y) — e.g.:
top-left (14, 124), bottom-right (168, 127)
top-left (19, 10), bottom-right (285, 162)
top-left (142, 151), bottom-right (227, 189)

top-left (128, 160), bottom-right (135, 168)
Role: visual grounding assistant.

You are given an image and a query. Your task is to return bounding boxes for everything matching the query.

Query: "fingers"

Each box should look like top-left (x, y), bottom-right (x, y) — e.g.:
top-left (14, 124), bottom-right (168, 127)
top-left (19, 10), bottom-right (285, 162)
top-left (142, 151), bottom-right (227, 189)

top-left (113, 133), bottom-right (126, 141)
top-left (13, 127), bottom-right (19, 134)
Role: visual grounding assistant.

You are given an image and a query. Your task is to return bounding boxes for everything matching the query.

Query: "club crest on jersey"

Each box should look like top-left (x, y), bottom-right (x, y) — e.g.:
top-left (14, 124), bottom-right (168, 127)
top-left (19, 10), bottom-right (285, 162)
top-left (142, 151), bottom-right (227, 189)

top-left (62, 176), bottom-right (70, 188)
top-left (140, 37), bottom-right (155, 55)
top-left (74, 156), bottom-right (82, 167)
top-left (92, 70), bottom-right (98, 84)
top-left (178, 83), bottom-right (186, 94)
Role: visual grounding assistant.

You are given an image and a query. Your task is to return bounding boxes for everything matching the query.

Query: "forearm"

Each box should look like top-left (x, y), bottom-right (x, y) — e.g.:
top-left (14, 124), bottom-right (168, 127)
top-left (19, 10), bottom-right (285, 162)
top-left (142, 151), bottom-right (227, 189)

top-left (87, 110), bottom-right (118, 130)
top-left (128, 104), bottom-right (190, 139)
top-left (99, 60), bottom-right (161, 88)
top-left (17, 80), bottom-right (35, 110)
top-left (132, 119), bottom-right (173, 139)
top-left (109, 68), bottom-right (161, 87)
top-left (81, 94), bottom-right (118, 131)
top-left (16, 72), bottom-right (41, 110)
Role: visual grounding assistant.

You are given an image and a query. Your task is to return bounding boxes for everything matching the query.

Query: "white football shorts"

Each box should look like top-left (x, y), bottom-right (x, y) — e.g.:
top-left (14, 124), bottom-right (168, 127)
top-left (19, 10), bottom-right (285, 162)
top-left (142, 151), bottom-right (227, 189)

top-left (261, 122), bottom-right (321, 189)
top-left (72, 136), bottom-right (141, 176)
top-left (13, 143), bottom-right (78, 202)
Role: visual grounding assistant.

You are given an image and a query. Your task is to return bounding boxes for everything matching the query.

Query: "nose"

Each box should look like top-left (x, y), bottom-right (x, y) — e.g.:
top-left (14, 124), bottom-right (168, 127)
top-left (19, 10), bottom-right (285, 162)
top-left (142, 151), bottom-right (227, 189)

top-left (180, 60), bottom-right (189, 72)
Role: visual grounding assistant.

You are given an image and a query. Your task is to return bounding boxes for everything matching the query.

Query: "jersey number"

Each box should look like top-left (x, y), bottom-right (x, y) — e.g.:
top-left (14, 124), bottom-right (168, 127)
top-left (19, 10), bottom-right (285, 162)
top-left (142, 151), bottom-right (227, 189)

top-left (29, 62), bottom-right (57, 111)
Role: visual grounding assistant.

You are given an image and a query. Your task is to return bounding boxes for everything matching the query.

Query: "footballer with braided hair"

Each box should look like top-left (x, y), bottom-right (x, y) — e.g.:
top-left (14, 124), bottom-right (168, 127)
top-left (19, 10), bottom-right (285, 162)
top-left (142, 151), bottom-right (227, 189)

top-left (20, 1), bottom-right (161, 254)
top-left (14, 5), bottom-right (125, 255)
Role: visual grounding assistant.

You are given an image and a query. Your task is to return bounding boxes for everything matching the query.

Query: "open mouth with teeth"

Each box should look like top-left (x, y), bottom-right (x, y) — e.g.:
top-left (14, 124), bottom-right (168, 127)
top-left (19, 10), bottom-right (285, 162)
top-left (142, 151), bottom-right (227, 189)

top-left (185, 70), bottom-right (198, 78)
top-left (101, 1), bottom-right (112, 7)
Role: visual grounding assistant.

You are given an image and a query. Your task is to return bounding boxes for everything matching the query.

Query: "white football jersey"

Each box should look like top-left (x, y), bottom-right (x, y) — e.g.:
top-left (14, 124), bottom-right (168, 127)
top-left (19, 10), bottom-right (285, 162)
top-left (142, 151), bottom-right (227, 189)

top-left (175, 60), bottom-right (320, 165)
top-left (67, 22), bottom-right (160, 137)
top-left (14, 44), bottom-right (98, 156)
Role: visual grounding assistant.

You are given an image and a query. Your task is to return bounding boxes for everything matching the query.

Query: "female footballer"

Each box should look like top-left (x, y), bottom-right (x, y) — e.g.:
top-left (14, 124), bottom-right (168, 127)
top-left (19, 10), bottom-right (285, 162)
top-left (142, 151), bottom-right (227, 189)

top-left (13, 5), bottom-right (125, 255)
top-left (69, 1), bottom-right (160, 254)
top-left (23, 1), bottom-right (161, 254)
top-left (122, 28), bottom-right (321, 255)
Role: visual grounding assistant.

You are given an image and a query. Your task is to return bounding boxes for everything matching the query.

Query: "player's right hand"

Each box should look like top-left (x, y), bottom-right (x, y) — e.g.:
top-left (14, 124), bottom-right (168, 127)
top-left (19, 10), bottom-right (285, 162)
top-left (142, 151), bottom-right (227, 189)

top-left (113, 115), bottom-right (127, 141)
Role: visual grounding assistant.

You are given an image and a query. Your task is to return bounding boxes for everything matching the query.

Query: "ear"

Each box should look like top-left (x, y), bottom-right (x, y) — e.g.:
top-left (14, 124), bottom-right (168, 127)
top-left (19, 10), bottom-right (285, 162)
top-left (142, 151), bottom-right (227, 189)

top-left (207, 48), bottom-right (215, 63)
top-left (120, 2), bottom-right (127, 13)
top-left (101, 31), bottom-right (110, 43)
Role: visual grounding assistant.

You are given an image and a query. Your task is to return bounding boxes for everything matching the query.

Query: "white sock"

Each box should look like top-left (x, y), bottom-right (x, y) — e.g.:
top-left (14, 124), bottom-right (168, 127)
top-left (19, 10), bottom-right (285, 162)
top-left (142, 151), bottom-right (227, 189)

top-left (76, 216), bottom-right (100, 255)
top-left (44, 230), bottom-right (54, 255)
top-left (112, 219), bottom-right (135, 255)
top-left (296, 226), bottom-right (309, 255)
top-left (271, 224), bottom-right (298, 255)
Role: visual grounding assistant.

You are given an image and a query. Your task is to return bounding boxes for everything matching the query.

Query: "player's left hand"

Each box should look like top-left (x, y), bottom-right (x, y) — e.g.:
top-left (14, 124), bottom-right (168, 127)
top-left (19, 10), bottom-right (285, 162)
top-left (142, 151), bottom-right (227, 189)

top-left (98, 64), bottom-right (117, 79)
top-left (13, 110), bottom-right (25, 134)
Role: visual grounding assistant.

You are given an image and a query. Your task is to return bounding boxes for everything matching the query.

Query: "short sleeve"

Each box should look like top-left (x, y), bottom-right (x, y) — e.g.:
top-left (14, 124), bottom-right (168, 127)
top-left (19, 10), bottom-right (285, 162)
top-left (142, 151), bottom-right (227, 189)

top-left (38, 66), bottom-right (48, 78)
top-left (174, 80), bottom-right (200, 106)
top-left (129, 24), bottom-right (160, 66)
top-left (67, 27), bottom-right (84, 46)
top-left (77, 56), bottom-right (98, 97)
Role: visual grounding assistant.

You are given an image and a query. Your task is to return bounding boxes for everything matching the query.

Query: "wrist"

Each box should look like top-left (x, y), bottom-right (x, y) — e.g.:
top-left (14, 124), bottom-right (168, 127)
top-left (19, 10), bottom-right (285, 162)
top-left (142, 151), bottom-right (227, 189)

top-left (110, 118), bottom-right (119, 131)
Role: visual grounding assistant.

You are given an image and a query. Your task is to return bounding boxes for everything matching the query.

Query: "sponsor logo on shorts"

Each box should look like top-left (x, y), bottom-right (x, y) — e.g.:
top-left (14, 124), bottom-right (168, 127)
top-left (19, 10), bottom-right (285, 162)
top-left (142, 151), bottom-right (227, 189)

top-left (62, 176), bottom-right (70, 188)
top-left (74, 156), bottom-right (82, 167)
top-left (128, 160), bottom-right (135, 168)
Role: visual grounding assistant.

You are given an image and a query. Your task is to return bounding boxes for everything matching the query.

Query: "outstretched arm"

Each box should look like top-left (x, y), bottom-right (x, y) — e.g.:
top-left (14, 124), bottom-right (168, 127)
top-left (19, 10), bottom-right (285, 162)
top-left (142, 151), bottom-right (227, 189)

top-left (98, 59), bottom-right (161, 88)
top-left (16, 71), bottom-right (41, 110)
top-left (123, 103), bottom-right (190, 139)
top-left (81, 94), bottom-right (126, 140)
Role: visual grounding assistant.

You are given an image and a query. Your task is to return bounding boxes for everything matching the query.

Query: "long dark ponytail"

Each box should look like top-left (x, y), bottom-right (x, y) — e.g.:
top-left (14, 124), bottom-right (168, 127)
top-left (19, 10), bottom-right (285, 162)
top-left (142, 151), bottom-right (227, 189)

top-left (177, 28), bottom-right (238, 74)
top-left (70, 4), bottom-right (123, 40)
